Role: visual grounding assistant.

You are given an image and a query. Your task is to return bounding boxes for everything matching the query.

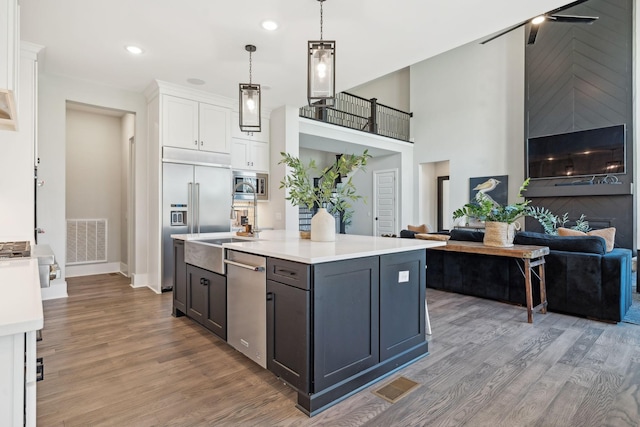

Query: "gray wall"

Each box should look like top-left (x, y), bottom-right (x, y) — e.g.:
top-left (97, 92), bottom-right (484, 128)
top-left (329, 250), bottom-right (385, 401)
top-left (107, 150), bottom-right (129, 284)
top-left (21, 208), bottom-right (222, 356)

top-left (524, 0), bottom-right (635, 250)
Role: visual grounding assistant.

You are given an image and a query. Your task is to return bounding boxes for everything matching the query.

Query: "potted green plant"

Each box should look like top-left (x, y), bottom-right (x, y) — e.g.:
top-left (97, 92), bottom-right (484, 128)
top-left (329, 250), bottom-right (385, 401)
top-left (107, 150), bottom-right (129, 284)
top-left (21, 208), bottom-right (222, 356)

top-left (279, 150), bottom-right (370, 241)
top-left (453, 178), bottom-right (531, 247)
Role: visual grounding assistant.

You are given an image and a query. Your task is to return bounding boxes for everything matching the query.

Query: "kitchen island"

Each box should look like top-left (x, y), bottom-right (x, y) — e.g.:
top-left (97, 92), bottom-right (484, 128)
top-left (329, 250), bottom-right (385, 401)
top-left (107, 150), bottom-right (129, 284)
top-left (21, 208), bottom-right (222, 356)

top-left (0, 258), bottom-right (43, 426)
top-left (172, 230), bottom-right (444, 415)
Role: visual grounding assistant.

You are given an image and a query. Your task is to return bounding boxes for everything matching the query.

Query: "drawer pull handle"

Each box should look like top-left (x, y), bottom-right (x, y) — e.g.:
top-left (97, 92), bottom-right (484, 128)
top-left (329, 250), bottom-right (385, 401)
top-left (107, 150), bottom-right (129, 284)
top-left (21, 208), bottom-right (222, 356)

top-left (36, 357), bottom-right (44, 382)
top-left (275, 268), bottom-right (297, 277)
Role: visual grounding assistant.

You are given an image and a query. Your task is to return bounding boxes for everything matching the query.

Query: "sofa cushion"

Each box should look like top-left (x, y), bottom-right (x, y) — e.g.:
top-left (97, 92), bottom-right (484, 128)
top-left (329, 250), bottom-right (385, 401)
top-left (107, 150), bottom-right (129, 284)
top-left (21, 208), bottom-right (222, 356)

top-left (514, 231), bottom-right (606, 255)
top-left (449, 229), bottom-right (485, 242)
top-left (408, 224), bottom-right (430, 233)
top-left (557, 227), bottom-right (616, 252)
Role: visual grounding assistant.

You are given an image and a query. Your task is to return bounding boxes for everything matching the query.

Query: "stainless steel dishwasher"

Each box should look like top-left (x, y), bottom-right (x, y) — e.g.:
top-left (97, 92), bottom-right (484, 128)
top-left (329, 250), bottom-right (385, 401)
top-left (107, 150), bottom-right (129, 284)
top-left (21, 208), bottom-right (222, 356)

top-left (224, 250), bottom-right (267, 368)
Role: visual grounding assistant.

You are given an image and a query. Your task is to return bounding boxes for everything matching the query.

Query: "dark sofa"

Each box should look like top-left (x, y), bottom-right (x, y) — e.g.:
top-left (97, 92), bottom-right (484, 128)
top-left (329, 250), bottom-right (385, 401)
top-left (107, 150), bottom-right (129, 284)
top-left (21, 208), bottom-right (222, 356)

top-left (425, 229), bottom-right (633, 322)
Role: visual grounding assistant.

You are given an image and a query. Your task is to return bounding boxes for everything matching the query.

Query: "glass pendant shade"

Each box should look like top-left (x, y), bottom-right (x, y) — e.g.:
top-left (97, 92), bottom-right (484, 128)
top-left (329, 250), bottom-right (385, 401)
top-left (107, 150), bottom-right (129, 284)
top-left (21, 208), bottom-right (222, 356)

top-left (308, 40), bottom-right (335, 107)
top-left (239, 83), bottom-right (261, 133)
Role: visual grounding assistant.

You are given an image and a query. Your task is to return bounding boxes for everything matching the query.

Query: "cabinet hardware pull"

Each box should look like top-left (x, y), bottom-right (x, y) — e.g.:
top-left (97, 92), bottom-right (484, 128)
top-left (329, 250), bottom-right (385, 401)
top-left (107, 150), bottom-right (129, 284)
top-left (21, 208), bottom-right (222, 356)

top-left (266, 292), bottom-right (274, 301)
top-left (36, 357), bottom-right (44, 382)
top-left (275, 268), bottom-right (297, 277)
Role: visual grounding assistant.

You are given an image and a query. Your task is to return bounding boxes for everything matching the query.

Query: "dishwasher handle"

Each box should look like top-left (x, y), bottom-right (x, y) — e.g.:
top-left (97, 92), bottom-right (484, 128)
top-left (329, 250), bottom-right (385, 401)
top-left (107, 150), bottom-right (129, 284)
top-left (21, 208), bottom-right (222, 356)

top-left (224, 259), bottom-right (265, 272)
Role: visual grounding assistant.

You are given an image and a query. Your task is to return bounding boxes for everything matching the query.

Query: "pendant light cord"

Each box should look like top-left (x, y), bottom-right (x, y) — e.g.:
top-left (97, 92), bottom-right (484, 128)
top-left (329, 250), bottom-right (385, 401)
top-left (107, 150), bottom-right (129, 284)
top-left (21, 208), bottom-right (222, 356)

top-left (319, 0), bottom-right (324, 40)
top-left (249, 50), bottom-right (252, 84)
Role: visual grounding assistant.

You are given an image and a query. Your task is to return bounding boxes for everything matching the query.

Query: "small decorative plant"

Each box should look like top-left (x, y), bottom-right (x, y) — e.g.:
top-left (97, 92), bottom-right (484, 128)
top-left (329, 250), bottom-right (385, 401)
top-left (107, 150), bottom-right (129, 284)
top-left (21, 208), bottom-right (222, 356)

top-left (527, 207), bottom-right (591, 235)
top-left (279, 150), bottom-right (371, 224)
top-left (453, 178), bottom-right (531, 224)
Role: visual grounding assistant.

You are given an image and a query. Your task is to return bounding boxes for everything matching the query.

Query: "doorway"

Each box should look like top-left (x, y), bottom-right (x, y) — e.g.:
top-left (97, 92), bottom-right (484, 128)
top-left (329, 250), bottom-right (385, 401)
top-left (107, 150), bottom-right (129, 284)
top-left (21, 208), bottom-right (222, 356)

top-left (64, 102), bottom-right (135, 277)
top-left (437, 176), bottom-right (451, 231)
top-left (373, 169), bottom-right (399, 236)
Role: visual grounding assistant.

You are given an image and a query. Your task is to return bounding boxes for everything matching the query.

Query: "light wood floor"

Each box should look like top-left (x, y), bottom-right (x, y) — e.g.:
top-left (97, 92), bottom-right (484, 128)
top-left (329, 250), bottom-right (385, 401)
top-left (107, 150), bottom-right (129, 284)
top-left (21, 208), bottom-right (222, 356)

top-left (37, 273), bottom-right (640, 426)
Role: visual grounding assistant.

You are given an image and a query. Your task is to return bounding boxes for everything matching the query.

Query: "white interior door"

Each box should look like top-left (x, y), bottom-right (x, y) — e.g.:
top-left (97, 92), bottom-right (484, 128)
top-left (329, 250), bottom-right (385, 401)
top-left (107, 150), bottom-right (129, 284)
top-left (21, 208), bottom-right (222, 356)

top-left (373, 169), bottom-right (398, 236)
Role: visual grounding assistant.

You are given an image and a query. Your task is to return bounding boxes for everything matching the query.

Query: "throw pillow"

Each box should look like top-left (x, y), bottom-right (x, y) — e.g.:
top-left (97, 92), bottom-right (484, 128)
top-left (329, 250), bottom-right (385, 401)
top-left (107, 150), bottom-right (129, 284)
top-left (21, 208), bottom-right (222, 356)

top-left (415, 233), bottom-right (450, 241)
top-left (408, 224), bottom-right (430, 233)
top-left (557, 227), bottom-right (616, 252)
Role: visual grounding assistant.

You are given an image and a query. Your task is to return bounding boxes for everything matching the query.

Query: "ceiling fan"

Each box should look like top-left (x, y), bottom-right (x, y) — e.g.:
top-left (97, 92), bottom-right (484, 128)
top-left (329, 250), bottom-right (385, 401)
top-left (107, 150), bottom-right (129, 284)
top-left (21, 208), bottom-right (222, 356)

top-left (481, 0), bottom-right (599, 45)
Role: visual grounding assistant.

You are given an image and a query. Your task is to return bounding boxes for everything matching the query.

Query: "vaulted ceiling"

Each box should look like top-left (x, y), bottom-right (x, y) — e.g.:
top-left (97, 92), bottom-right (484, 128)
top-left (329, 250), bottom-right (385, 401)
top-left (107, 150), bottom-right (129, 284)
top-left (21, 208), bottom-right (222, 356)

top-left (20, 0), bottom-right (576, 109)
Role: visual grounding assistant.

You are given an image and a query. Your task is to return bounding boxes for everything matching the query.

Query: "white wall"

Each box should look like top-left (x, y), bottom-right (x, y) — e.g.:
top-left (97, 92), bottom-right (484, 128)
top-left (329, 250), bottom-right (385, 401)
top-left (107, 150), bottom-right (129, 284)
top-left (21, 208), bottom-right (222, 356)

top-left (348, 68), bottom-right (410, 112)
top-left (411, 28), bottom-right (526, 229)
top-left (121, 113), bottom-right (134, 272)
top-left (267, 105), bottom-right (300, 232)
top-left (0, 47), bottom-right (37, 242)
top-left (66, 108), bottom-right (122, 265)
top-left (38, 73), bottom-right (148, 299)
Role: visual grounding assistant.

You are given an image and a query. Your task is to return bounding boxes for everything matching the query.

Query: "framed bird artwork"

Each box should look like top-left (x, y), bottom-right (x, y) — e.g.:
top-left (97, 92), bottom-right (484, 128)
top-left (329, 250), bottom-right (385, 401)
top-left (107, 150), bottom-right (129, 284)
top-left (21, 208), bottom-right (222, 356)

top-left (469, 175), bottom-right (508, 206)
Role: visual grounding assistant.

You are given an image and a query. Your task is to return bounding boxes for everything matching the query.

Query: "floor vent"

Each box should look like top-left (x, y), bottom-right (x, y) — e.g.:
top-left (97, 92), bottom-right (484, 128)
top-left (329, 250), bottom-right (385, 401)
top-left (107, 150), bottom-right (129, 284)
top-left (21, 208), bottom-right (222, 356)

top-left (67, 219), bottom-right (107, 265)
top-left (372, 376), bottom-right (420, 404)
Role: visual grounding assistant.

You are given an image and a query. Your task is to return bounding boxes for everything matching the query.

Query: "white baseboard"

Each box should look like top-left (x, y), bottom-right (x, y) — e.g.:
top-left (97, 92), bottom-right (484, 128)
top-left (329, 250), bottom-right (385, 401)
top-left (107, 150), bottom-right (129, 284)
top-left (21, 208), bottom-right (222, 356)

top-left (66, 262), bottom-right (121, 278)
top-left (120, 262), bottom-right (129, 276)
top-left (41, 280), bottom-right (69, 300)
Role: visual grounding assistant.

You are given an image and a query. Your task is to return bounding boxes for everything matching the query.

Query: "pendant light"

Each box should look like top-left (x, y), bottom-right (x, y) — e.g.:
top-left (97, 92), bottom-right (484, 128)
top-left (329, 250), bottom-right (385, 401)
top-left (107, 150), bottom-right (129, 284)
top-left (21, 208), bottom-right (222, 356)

top-left (308, 0), bottom-right (335, 107)
top-left (239, 44), bottom-right (261, 133)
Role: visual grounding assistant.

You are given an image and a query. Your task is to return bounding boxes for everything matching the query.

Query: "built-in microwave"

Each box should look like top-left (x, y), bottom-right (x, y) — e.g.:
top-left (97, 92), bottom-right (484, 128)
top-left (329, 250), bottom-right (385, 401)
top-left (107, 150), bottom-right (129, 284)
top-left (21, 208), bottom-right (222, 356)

top-left (232, 171), bottom-right (268, 201)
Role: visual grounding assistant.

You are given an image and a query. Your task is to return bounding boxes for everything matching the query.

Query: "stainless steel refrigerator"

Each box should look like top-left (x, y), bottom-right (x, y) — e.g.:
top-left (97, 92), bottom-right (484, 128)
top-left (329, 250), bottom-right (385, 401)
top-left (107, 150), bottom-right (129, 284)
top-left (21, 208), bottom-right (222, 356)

top-left (162, 147), bottom-right (232, 290)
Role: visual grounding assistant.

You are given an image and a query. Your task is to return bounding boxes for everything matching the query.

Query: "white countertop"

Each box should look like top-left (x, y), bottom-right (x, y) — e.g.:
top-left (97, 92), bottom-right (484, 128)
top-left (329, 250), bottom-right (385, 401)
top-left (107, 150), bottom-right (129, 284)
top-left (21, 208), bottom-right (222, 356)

top-left (172, 230), bottom-right (445, 264)
top-left (0, 258), bottom-right (43, 336)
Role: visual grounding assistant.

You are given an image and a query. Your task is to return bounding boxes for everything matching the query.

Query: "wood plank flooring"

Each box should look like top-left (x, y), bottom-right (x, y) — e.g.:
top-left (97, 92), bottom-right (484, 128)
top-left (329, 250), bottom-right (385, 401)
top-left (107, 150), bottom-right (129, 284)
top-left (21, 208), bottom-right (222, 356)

top-left (37, 273), bottom-right (640, 426)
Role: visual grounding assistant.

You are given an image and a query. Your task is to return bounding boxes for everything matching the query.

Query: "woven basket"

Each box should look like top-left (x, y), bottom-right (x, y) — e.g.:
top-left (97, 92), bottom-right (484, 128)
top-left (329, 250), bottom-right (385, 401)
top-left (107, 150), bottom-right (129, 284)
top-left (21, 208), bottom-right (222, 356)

top-left (483, 221), bottom-right (517, 247)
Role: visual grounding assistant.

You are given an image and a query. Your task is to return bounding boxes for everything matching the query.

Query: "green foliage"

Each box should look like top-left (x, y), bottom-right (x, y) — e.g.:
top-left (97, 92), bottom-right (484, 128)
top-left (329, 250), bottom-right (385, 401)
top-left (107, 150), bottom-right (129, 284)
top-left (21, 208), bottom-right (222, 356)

top-left (453, 178), bottom-right (531, 224)
top-left (527, 208), bottom-right (591, 235)
top-left (279, 150), bottom-right (371, 222)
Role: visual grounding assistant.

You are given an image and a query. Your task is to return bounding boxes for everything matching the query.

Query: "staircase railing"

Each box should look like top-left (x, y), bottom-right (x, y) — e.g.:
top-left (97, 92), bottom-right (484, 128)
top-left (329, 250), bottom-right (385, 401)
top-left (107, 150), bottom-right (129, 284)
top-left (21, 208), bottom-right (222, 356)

top-left (299, 92), bottom-right (412, 142)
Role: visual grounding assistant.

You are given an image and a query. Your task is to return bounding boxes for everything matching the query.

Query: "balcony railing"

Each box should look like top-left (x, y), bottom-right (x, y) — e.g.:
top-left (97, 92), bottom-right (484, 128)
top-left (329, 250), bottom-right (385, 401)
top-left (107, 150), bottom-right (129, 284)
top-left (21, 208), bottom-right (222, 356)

top-left (299, 92), bottom-right (412, 142)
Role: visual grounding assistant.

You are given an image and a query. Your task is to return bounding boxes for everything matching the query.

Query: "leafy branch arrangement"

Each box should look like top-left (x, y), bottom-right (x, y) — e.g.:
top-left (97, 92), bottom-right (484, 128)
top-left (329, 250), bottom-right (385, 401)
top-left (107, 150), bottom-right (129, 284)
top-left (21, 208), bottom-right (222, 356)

top-left (527, 207), bottom-right (591, 235)
top-left (279, 150), bottom-right (371, 223)
top-left (453, 178), bottom-right (531, 224)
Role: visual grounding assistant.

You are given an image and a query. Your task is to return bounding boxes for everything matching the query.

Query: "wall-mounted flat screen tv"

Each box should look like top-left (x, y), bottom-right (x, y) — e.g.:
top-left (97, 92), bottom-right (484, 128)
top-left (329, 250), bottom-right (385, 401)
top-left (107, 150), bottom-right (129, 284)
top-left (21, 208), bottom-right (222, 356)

top-left (527, 124), bottom-right (626, 179)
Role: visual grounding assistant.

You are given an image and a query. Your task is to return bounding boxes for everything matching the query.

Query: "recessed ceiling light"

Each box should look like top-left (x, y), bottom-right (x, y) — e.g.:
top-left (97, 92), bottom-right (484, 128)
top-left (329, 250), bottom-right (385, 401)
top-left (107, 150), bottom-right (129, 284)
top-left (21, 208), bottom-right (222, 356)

top-left (125, 45), bottom-right (144, 55)
top-left (261, 20), bottom-right (278, 31)
top-left (531, 16), bottom-right (546, 25)
top-left (187, 78), bottom-right (206, 85)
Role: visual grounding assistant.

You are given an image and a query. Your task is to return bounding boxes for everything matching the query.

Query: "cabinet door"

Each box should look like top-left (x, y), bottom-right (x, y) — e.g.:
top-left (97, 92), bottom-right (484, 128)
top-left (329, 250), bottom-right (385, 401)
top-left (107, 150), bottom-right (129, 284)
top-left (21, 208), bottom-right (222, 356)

top-left (232, 114), bottom-right (270, 143)
top-left (186, 264), bottom-right (226, 339)
top-left (199, 102), bottom-right (230, 153)
top-left (173, 240), bottom-right (186, 316)
top-left (231, 138), bottom-right (251, 169)
top-left (266, 280), bottom-right (310, 392)
top-left (251, 141), bottom-right (270, 172)
top-left (186, 264), bottom-right (208, 324)
top-left (204, 269), bottom-right (226, 340)
top-left (313, 256), bottom-right (380, 392)
top-left (162, 95), bottom-right (199, 150)
top-left (379, 250), bottom-right (426, 361)
top-left (0, 0), bottom-right (18, 130)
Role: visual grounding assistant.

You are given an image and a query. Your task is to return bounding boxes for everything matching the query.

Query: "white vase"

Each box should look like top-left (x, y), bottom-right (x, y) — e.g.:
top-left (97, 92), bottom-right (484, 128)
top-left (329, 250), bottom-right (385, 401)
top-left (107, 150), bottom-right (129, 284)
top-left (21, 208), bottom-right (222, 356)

top-left (311, 208), bottom-right (336, 242)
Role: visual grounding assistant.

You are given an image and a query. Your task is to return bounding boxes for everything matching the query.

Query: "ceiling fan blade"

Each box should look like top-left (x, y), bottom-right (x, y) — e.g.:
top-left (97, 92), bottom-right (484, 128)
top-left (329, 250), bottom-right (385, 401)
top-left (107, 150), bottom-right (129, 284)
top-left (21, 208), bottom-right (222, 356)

top-left (480, 21), bottom-right (527, 44)
top-left (548, 14), bottom-right (598, 23)
top-left (527, 25), bottom-right (540, 45)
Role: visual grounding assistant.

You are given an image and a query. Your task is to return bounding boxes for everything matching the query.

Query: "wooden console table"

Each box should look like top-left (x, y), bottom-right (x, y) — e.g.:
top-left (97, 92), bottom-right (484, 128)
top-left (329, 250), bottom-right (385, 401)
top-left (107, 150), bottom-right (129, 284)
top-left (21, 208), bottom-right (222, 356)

top-left (429, 241), bottom-right (550, 323)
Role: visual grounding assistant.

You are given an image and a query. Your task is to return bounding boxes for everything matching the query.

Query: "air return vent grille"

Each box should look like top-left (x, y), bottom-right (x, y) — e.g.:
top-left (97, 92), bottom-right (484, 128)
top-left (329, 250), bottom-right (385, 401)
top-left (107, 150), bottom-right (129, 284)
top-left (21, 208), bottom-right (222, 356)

top-left (66, 219), bottom-right (107, 264)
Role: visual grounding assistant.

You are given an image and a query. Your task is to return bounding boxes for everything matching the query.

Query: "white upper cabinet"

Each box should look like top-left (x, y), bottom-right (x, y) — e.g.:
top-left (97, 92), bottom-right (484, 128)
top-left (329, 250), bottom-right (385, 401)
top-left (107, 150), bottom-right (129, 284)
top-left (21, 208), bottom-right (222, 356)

top-left (162, 94), bottom-right (230, 154)
top-left (199, 102), bottom-right (231, 153)
top-left (231, 138), bottom-right (269, 172)
top-left (231, 113), bottom-right (269, 143)
top-left (0, 0), bottom-right (19, 131)
top-left (230, 113), bottom-right (269, 172)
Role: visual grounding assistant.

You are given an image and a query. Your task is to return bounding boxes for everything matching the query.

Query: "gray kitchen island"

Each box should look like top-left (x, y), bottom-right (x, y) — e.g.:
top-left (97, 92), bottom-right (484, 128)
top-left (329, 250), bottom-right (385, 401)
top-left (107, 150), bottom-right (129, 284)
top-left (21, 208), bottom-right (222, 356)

top-left (172, 230), bottom-right (444, 416)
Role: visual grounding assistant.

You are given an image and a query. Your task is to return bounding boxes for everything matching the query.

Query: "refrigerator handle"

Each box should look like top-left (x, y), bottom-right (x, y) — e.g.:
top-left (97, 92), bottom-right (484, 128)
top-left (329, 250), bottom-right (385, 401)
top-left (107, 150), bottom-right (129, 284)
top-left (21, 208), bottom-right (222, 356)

top-left (187, 182), bottom-right (193, 234)
top-left (195, 182), bottom-right (201, 233)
